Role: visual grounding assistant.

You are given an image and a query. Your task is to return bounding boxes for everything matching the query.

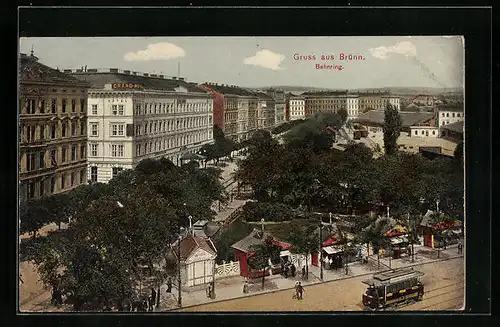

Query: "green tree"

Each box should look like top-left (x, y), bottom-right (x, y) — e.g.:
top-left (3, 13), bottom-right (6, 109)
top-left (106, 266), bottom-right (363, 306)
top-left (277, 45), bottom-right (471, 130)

top-left (382, 103), bottom-right (402, 155)
top-left (288, 224), bottom-right (318, 280)
top-left (338, 107), bottom-right (348, 124)
top-left (20, 198), bottom-right (50, 238)
top-left (248, 236), bottom-right (282, 290)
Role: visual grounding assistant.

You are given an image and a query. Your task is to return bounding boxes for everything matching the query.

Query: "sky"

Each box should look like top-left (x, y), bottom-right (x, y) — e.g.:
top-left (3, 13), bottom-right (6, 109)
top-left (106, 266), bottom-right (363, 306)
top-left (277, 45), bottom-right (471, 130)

top-left (19, 36), bottom-right (464, 90)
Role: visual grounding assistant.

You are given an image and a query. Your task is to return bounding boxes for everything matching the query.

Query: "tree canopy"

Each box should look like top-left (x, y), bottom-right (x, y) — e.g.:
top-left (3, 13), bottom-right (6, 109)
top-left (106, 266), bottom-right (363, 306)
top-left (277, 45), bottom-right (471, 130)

top-left (382, 103), bottom-right (402, 155)
top-left (25, 157), bottom-right (226, 311)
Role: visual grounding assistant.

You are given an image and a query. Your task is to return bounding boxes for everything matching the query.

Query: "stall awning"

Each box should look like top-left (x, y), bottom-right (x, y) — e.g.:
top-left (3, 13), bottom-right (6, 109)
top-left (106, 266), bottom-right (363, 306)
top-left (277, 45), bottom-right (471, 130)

top-left (280, 250), bottom-right (291, 257)
top-left (390, 236), bottom-right (408, 245)
top-left (323, 245), bottom-right (343, 255)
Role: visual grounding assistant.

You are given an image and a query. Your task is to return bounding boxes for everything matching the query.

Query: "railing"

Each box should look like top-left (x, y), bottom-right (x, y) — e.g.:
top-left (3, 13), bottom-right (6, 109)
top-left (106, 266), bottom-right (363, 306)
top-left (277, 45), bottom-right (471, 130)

top-left (214, 260), bottom-right (240, 278)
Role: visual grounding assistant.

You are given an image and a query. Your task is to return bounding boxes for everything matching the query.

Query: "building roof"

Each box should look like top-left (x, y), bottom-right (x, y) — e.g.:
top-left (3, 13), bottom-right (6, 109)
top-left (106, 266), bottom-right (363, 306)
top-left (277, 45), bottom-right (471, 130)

top-left (437, 104), bottom-right (464, 112)
top-left (19, 53), bottom-right (89, 87)
top-left (70, 70), bottom-right (207, 93)
top-left (302, 90), bottom-right (349, 97)
top-left (193, 220), bottom-right (221, 239)
top-left (441, 120), bottom-right (464, 134)
top-left (173, 234), bottom-right (217, 261)
top-left (354, 110), bottom-right (435, 127)
top-left (231, 229), bottom-right (269, 253)
top-left (201, 83), bottom-right (257, 97)
top-left (255, 92), bottom-right (275, 101)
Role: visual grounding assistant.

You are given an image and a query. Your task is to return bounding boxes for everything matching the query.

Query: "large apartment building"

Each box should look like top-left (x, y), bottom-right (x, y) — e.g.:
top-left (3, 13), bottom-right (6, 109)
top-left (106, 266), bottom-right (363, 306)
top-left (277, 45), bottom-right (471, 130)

top-left (70, 68), bottom-right (213, 183)
top-left (355, 91), bottom-right (400, 111)
top-left (303, 90), bottom-right (360, 120)
top-left (199, 83), bottom-right (258, 142)
top-left (19, 53), bottom-right (90, 201)
top-left (266, 89), bottom-right (286, 125)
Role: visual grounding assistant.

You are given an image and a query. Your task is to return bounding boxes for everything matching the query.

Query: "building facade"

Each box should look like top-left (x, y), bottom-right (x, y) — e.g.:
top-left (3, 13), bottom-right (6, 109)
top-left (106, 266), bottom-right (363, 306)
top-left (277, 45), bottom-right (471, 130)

top-left (199, 83), bottom-right (258, 142)
top-left (255, 92), bottom-right (276, 130)
top-left (288, 96), bottom-right (306, 121)
top-left (70, 69), bottom-right (213, 183)
top-left (437, 105), bottom-right (464, 131)
top-left (303, 91), bottom-right (349, 117)
top-left (266, 89), bottom-right (286, 126)
top-left (19, 53), bottom-right (90, 202)
top-left (355, 91), bottom-right (401, 112)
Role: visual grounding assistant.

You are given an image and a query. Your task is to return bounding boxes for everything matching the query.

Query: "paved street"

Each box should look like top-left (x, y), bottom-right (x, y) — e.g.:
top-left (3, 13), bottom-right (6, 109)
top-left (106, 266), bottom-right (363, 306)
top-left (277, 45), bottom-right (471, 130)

top-left (176, 256), bottom-right (464, 312)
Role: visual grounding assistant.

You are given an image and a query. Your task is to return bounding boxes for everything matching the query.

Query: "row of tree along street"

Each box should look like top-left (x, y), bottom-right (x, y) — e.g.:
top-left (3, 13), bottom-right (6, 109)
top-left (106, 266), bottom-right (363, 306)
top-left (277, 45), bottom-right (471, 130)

top-left (20, 158), bottom-right (227, 311)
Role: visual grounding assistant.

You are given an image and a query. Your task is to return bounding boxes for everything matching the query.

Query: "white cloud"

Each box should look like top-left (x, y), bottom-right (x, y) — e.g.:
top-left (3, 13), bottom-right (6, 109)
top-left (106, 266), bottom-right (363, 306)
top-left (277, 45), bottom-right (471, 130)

top-left (369, 41), bottom-right (417, 59)
top-left (243, 49), bottom-right (285, 70)
top-left (123, 42), bottom-right (185, 61)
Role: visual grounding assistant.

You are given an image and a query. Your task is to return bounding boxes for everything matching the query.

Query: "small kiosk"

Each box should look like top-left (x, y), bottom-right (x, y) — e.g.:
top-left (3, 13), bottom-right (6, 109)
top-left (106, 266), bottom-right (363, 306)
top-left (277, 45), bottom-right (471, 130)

top-left (231, 229), bottom-right (291, 279)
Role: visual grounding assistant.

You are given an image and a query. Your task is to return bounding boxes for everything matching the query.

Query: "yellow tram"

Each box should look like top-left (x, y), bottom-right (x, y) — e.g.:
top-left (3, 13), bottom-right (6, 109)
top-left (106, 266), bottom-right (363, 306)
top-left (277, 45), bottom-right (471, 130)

top-left (362, 268), bottom-right (425, 310)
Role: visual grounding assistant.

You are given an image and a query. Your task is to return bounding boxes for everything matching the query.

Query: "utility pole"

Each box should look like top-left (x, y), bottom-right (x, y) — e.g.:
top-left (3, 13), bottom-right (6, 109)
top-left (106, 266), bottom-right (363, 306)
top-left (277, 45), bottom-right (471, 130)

top-left (319, 222), bottom-right (323, 281)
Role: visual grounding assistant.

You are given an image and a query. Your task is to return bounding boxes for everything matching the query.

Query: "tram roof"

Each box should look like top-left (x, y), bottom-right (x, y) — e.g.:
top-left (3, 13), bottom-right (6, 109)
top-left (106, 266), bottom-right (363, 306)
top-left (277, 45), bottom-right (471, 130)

top-left (362, 268), bottom-right (424, 287)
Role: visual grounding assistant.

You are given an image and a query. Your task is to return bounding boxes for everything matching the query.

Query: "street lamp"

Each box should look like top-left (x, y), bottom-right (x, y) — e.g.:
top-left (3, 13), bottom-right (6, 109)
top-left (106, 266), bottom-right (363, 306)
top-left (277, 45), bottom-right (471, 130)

top-left (177, 233), bottom-right (182, 307)
top-left (318, 222), bottom-right (323, 281)
top-left (407, 212), bottom-right (415, 263)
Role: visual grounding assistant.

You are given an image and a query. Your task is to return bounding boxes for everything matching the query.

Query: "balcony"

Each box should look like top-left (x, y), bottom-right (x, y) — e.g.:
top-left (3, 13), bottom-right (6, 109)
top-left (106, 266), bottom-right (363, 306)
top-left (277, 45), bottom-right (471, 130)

top-left (20, 139), bottom-right (48, 148)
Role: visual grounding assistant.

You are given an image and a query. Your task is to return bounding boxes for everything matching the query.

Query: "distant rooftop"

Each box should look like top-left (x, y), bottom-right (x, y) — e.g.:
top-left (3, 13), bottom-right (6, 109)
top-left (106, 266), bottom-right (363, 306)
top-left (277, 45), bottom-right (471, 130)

top-left (68, 68), bottom-right (207, 93)
top-left (20, 53), bottom-right (89, 87)
top-left (302, 90), bottom-right (350, 97)
top-left (201, 82), bottom-right (257, 97)
top-left (354, 110), bottom-right (435, 127)
top-left (441, 120), bottom-right (464, 134)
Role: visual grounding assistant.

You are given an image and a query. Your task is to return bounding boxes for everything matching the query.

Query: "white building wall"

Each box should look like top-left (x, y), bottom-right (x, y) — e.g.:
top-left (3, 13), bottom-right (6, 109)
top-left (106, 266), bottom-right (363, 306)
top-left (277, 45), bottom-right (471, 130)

top-left (409, 126), bottom-right (439, 138)
top-left (87, 87), bottom-right (213, 183)
top-left (346, 97), bottom-right (359, 120)
top-left (438, 110), bottom-right (464, 129)
top-left (289, 99), bottom-right (305, 121)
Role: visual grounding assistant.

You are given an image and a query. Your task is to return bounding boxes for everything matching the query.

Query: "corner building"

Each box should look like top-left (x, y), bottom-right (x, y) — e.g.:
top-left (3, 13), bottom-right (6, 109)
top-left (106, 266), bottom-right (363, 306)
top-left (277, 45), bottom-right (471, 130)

top-left (19, 53), bottom-right (90, 201)
top-left (70, 69), bottom-right (213, 183)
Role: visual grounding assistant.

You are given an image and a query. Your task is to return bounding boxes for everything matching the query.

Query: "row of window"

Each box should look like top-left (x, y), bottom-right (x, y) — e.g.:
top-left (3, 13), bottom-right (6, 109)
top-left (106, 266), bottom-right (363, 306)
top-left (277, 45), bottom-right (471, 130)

top-left (21, 98), bottom-right (86, 115)
top-left (88, 166), bottom-right (123, 183)
top-left (414, 130), bottom-right (437, 136)
top-left (133, 101), bottom-right (211, 116)
top-left (23, 145), bottom-right (86, 172)
top-left (134, 117), bottom-right (211, 136)
top-left (89, 143), bottom-right (124, 157)
top-left (441, 112), bottom-right (462, 118)
top-left (21, 121), bottom-right (86, 143)
top-left (90, 104), bottom-right (125, 116)
top-left (24, 169), bottom-right (86, 199)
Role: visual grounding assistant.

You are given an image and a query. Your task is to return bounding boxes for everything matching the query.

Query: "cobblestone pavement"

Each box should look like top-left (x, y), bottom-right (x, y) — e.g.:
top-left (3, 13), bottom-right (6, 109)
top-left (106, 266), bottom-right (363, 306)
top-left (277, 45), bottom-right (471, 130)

top-left (175, 256), bottom-right (464, 312)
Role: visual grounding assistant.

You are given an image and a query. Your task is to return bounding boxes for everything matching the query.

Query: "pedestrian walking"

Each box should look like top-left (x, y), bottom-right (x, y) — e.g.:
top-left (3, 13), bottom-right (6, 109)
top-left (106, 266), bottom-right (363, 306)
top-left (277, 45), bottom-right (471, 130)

top-left (297, 282), bottom-right (304, 300)
top-left (207, 283), bottom-right (212, 299)
top-left (290, 264), bottom-right (296, 278)
top-left (243, 280), bottom-right (249, 294)
top-left (457, 241), bottom-right (463, 254)
top-left (301, 266), bottom-right (306, 280)
top-left (150, 288), bottom-right (156, 310)
top-left (293, 281), bottom-right (299, 299)
top-left (167, 277), bottom-right (172, 293)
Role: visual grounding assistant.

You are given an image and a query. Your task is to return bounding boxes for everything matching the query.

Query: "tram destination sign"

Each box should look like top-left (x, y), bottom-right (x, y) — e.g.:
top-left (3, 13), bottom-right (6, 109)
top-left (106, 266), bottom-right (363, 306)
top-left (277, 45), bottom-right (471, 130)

top-left (111, 83), bottom-right (144, 90)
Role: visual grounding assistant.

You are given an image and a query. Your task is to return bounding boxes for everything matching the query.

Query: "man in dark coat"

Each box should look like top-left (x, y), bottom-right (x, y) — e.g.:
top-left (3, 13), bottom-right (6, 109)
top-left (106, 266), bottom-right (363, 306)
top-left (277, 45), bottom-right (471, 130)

top-left (290, 264), bottom-right (296, 277)
top-left (150, 288), bottom-right (157, 310)
top-left (167, 277), bottom-right (172, 293)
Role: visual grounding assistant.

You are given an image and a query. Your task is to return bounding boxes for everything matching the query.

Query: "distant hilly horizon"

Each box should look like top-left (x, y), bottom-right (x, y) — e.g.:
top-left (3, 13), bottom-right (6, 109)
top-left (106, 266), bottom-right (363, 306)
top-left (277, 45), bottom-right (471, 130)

top-left (245, 85), bottom-right (463, 95)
